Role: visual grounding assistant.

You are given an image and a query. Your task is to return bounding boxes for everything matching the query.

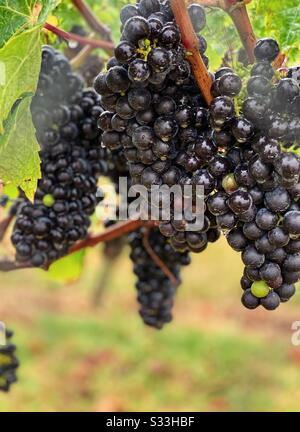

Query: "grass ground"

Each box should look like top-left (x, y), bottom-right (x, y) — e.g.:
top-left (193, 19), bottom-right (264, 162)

top-left (0, 237), bottom-right (300, 412)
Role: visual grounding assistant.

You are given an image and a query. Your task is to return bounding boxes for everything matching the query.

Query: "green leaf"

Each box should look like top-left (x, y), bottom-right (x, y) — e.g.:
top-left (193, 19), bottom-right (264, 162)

top-left (0, 0), bottom-right (59, 47)
top-left (0, 26), bottom-right (42, 133)
top-left (2, 183), bottom-right (19, 200)
top-left (47, 251), bottom-right (86, 283)
top-left (0, 97), bottom-right (41, 200)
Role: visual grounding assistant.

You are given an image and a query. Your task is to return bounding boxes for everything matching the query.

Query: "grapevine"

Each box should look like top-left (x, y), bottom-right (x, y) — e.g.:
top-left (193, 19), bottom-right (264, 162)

top-left (0, 0), bottom-right (299, 393)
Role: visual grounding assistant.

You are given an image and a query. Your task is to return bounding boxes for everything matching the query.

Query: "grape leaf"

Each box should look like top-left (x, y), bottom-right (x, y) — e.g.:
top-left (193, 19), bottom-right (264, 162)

top-left (0, 97), bottom-right (41, 200)
top-left (47, 251), bottom-right (86, 283)
top-left (0, 26), bottom-right (42, 134)
top-left (0, 0), bottom-right (59, 47)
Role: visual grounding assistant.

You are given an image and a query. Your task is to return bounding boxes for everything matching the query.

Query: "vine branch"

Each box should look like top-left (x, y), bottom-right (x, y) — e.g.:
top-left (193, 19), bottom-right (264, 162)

top-left (44, 23), bottom-right (115, 51)
top-left (69, 219), bottom-right (157, 255)
top-left (225, 1), bottom-right (256, 64)
top-left (142, 228), bottom-right (179, 286)
top-left (171, 0), bottom-right (213, 105)
top-left (0, 220), bottom-right (158, 272)
top-left (0, 259), bottom-right (33, 272)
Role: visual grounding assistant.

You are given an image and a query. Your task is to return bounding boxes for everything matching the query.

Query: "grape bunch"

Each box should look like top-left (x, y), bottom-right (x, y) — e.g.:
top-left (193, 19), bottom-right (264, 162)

top-left (207, 38), bottom-right (300, 310)
top-left (94, 0), bottom-right (224, 251)
top-left (129, 227), bottom-right (190, 329)
top-left (95, 0), bottom-right (300, 312)
top-left (0, 329), bottom-right (19, 392)
top-left (93, 0), bottom-right (300, 314)
top-left (11, 46), bottom-right (106, 268)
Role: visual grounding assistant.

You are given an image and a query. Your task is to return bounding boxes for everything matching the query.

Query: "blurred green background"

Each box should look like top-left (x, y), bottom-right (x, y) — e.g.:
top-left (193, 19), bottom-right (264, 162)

top-left (0, 0), bottom-right (300, 412)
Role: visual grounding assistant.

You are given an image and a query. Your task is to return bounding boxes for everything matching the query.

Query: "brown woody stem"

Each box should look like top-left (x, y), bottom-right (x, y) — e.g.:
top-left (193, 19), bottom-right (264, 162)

top-left (0, 259), bottom-right (33, 272)
top-left (171, 0), bottom-right (213, 105)
top-left (225, 2), bottom-right (256, 64)
top-left (44, 23), bottom-right (115, 51)
top-left (68, 219), bottom-right (157, 255)
top-left (273, 53), bottom-right (287, 70)
top-left (0, 220), bottom-right (158, 272)
top-left (142, 228), bottom-right (179, 286)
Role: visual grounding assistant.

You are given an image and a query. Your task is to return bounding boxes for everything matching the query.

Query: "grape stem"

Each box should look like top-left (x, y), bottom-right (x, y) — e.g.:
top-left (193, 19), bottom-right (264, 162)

top-left (0, 219), bottom-right (158, 272)
top-left (170, 0), bottom-right (213, 105)
top-left (273, 53), bottom-right (287, 70)
top-left (142, 228), bottom-right (179, 286)
top-left (69, 219), bottom-right (157, 255)
top-left (44, 23), bottom-right (115, 51)
top-left (224, 1), bottom-right (256, 63)
top-left (0, 259), bottom-right (34, 272)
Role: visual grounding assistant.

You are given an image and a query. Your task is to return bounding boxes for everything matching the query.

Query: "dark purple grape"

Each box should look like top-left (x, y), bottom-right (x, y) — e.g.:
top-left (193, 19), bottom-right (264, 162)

top-left (128, 87), bottom-right (152, 111)
top-left (148, 47), bottom-right (170, 73)
top-left (227, 228), bottom-right (248, 252)
top-left (228, 190), bottom-right (253, 215)
top-left (219, 73), bottom-right (242, 97)
top-left (120, 5), bottom-right (139, 25)
top-left (242, 289), bottom-right (260, 309)
top-left (122, 16), bottom-right (150, 44)
top-left (247, 75), bottom-right (272, 96)
top-left (254, 38), bottom-right (280, 62)
top-left (210, 96), bottom-right (235, 126)
top-left (159, 24), bottom-right (181, 48)
top-left (106, 66), bottom-right (130, 93)
top-left (128, 59), bottom-right (151, 82)
top-left (261, 292), bottom-right (280, 310)
top-left (242, 245), bottom-right (265, 269)
top-left (115, 41), bottom-right (137, 64)
top-left (154, 117), bottom-right (179, 142)
top-left (188, 4), bottom-right (206, 33)
top-left (251, 61), bottom-right (274, 80)
top-left (283, 211), bottom-right (300, 236)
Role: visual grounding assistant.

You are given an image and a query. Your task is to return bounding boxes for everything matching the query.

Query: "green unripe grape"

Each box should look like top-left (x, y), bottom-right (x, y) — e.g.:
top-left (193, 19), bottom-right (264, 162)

top-left (251, 281), bottom-right (270, 299)
top-left (222, 173), bottom-right (238, 193)
top-left (43, 194), bottom-right (55, 208)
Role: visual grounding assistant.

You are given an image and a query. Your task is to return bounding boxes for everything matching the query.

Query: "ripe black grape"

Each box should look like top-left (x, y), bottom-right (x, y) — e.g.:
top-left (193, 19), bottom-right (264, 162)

top-left (0, 329), bottom-right (19, 392)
